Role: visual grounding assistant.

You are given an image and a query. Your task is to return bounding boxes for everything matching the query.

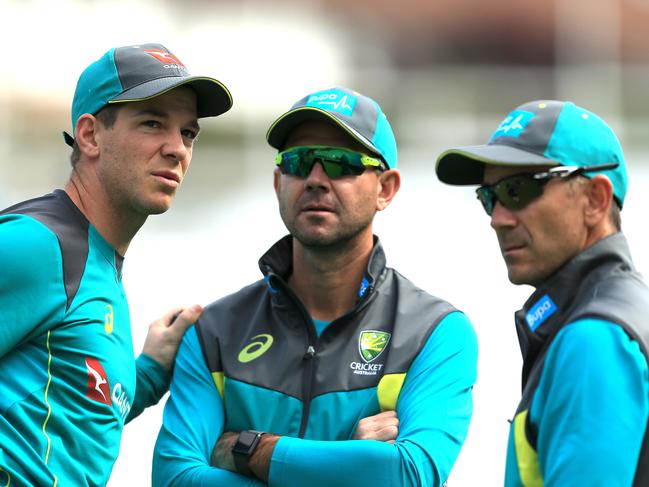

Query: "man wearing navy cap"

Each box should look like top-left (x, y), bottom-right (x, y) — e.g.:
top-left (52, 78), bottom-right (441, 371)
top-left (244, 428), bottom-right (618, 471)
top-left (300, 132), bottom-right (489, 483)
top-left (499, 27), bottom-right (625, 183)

top-left (0, 43), bottom-right (232, 486)
top-left (153, 87), bottom-right (478, 486)
top-left (436, 100), bottom-right (649, 485)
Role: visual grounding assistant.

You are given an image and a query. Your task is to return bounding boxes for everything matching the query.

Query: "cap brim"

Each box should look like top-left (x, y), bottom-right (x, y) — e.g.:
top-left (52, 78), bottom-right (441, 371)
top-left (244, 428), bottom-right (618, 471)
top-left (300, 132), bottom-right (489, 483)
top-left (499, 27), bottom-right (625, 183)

top-left (435, 144), bottom-right (561, 185)
top-left (266, 107), bottom-right (383, 161)
top-left (111, 76), bottom-right (233, 118)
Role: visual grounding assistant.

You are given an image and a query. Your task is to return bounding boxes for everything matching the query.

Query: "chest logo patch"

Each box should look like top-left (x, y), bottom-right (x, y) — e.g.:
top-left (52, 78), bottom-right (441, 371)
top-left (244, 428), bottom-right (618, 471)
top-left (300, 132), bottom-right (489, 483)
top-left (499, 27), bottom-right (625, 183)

top-left (238, 334), bottom-right (274, 363)
top-left (104, 304), bottom-right (114, 334)
top-left (359, 330), bottom-right (391, 363)
top-left (85, 357), bottom-right (112, 405)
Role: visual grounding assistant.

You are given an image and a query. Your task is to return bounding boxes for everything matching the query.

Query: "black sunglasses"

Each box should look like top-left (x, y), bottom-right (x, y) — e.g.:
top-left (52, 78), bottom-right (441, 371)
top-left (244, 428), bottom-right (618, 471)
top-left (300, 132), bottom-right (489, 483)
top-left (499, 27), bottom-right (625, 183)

top-left (275, 146), bottom-right (387, 179)
top-left (476, 163), bottom-right (619, 216)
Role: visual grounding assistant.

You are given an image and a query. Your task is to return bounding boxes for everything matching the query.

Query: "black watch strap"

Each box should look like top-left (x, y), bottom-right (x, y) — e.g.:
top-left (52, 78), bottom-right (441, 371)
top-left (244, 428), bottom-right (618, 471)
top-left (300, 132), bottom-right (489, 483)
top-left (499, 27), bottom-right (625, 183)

top-left (232, 430), bottom-right (266, 477)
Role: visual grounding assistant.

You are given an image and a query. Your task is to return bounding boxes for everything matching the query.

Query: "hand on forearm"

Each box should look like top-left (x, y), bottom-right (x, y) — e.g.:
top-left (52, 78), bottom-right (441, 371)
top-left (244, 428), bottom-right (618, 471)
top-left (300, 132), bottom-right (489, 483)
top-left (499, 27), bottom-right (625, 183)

top-left (353, 410), bottom-right (399, 443)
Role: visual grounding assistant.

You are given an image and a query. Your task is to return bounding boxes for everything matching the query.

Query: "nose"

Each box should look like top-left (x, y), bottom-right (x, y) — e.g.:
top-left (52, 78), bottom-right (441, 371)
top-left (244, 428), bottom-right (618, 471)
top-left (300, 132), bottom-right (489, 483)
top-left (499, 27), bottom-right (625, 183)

top-left (490, 200), bottom-right (517, 230)
top-left (162, 129), bottom-right (190, 165)
top-left (304, 161), bottom-right (330, 190)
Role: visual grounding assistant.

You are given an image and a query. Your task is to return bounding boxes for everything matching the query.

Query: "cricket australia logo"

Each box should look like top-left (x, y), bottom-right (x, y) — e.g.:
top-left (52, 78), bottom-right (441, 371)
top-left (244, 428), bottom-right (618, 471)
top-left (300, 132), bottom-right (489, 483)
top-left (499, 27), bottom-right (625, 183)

top-left (350, 330), bottom-right (391, 376)
top-left (359, 330), bottom-right (390, 362)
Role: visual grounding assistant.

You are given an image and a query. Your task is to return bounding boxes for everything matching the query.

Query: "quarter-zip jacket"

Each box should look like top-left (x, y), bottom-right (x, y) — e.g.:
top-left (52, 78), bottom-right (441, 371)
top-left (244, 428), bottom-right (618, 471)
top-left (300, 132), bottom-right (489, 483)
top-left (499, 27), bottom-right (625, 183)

top-left (505, 233), bottom-right (649, 486)
top-left (153, 236), bottom-right (478, 487)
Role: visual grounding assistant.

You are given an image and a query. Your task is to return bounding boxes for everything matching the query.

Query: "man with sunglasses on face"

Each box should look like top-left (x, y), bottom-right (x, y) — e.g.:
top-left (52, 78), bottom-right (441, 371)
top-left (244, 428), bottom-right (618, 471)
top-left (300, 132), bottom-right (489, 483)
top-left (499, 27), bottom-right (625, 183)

top-left (436, 100), bottom-right (649, 486)
top-left (153, 87), bottom-right (478, 486)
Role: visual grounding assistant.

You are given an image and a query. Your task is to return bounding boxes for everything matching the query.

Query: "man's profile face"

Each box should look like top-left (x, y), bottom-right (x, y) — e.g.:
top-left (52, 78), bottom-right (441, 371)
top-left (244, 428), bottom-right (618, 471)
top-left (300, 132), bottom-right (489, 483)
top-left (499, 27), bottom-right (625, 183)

top-left (94, 86), bottom-right (199, 217)
top-left (274, 120), bottom-right (385, 249)
top-left (483, 164), bottom-right (589, 287)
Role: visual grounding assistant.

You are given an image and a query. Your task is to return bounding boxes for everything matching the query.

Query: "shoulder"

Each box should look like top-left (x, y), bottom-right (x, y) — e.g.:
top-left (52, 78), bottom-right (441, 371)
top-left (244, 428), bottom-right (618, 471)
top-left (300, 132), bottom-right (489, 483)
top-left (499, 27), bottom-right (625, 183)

top-left (542, 318), bottom-right (648, 386)
top-left (0, 212), bottom-right (62, 269)
top-left (383, 267), bottom-right (459, 319)
top-left (424, 311), bottom-right (478, 359)
top-left (552, 319), bottom-right (645, 361)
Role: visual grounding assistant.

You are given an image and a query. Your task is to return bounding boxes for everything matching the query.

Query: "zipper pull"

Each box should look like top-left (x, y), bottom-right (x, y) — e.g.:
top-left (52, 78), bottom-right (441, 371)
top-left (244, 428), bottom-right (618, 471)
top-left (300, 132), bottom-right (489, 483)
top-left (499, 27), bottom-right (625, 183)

top-left (303, 345), bottom-right (316, 360)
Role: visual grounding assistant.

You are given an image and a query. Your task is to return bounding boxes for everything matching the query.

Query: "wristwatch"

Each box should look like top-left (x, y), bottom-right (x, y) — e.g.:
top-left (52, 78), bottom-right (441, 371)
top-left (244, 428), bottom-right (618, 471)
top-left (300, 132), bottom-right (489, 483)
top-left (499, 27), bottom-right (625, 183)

top-left (232, 430), bottom-right (266, 477)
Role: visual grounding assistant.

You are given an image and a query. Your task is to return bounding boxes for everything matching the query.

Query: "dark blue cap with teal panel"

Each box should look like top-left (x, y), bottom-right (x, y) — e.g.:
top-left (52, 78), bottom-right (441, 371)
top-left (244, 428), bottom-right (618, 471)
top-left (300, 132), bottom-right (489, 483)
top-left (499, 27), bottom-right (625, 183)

top-left (266, 86), bottom-right (398, 168)
top-left (435, 100), bottom-right (628, 206)
top-left (63, 43), bottom-right (233, 147)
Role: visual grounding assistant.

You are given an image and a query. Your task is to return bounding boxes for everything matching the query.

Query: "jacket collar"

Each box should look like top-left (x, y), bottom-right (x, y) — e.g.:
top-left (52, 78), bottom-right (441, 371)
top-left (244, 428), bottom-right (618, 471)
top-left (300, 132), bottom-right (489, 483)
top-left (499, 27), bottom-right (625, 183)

top-left (514, 232), bottom-right (635, 381)
top-left (257, 235), bottom-right (387, 300)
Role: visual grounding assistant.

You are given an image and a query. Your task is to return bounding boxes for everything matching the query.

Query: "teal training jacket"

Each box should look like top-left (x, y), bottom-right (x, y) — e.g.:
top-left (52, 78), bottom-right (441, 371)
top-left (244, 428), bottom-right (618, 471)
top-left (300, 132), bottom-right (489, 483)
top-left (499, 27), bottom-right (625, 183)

top-left (0, 190), bottom-right (169, 486)
top-left (153, 236), bottom-right (478, 486)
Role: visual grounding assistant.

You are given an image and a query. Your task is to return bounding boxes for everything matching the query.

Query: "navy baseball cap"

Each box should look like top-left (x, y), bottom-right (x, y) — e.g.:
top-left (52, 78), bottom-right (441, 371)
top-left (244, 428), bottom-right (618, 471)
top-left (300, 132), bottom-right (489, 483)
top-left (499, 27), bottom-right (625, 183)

top-left (266, 86), bottom-right (398, 169)
top-left (63, 43), bottom-right (233, 147)
top-left (435, 100), bottom-right (628, 206)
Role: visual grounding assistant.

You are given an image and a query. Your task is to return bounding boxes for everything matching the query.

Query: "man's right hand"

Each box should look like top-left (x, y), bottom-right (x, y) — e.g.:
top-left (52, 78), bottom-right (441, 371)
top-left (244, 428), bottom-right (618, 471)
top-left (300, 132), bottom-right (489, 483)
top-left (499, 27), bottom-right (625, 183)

top-left (353, 410), bottom-right (399, 443)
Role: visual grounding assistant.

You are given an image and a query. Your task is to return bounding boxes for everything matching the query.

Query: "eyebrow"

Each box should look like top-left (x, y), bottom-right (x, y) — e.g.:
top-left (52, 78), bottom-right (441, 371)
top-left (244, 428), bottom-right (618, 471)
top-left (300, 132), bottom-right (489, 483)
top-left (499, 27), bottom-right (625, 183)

top-left (135, 109), bottom-right (201, 131)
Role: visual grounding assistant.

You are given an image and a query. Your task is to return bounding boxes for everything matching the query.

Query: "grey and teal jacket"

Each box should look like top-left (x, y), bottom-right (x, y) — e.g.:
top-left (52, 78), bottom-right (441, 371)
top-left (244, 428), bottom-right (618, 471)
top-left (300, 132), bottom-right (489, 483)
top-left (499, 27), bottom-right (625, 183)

top-left (505, 233), bottom-right (649, 486)
top-left (0, 190), bottom-right (169, 487)
top-left (153, 235), bottom-right (478, 487)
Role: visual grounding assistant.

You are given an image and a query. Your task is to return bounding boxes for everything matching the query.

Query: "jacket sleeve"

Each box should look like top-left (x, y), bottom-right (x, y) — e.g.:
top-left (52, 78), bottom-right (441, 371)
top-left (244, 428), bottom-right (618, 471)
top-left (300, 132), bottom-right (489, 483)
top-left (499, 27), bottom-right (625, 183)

top-left (125, 354), bottom-right (170, 423)
top-left (0, 215), bottom-right (66, 359)
top-left (530, 319), bottom-right (649, 486)
top-left (152, 326), bottom-right (265, 486)
top-left (268, 311), bottom-right (478, 487)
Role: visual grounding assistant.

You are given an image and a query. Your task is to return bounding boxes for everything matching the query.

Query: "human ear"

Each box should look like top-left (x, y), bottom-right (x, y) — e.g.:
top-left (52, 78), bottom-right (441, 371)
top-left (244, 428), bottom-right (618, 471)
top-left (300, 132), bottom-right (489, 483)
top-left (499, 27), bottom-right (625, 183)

top-left (376, 169), bottom-right (401, 211)
top-left (273, 167), bottom-right (281, 199)
top-left (75, 114), bottom-right (100, 160)
top-left (584, 175), bottom-right (614, 228)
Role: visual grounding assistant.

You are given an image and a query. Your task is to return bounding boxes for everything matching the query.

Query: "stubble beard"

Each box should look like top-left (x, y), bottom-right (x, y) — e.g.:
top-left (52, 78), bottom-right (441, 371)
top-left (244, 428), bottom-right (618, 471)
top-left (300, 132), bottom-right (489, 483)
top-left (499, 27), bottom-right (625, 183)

top-left (281, 208), bottom-right (374, 252)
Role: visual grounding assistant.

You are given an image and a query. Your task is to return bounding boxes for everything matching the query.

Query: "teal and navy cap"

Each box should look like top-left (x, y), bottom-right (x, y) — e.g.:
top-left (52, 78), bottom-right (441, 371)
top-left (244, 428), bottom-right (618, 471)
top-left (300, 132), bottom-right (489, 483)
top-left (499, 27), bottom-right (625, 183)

top-left (64, 43), bottom-right (233, 147)
top-left (435, 100), bottom-right (628, 206)
top-left (266, 86), bottom-right (398, 168)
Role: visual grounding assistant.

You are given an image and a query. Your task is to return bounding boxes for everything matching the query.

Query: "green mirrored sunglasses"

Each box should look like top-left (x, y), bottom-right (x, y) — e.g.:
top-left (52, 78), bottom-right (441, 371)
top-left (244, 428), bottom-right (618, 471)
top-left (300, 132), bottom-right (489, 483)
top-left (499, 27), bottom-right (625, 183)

top-left (275, 146), bottom-right (386, 179)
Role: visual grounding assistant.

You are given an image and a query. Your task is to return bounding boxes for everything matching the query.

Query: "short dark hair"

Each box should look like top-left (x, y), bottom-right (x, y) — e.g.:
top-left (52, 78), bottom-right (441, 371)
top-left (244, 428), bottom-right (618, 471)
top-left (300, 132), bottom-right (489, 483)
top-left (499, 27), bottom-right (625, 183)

top-left (609, 201), bottom-right (622, 231)
top-left (69, 104), bottom-right (122, 166)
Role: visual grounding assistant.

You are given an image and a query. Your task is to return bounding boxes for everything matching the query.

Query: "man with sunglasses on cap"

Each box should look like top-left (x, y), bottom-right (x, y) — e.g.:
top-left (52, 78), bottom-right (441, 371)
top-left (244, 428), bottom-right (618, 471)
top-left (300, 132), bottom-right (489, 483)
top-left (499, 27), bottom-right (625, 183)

top-left (153, 87), bottom-right (478, 486)
top-left (436, 100), bottom-right (649, 486)
top-left (0, 43), bottom-right (232, 486)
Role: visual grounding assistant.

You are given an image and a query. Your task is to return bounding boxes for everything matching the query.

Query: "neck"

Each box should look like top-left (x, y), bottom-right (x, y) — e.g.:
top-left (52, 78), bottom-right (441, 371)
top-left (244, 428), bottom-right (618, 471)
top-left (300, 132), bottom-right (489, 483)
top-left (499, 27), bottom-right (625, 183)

top-left (288, 232), bottom-right (374, 322)
top-left (65, 171), bottom-right (146, 255)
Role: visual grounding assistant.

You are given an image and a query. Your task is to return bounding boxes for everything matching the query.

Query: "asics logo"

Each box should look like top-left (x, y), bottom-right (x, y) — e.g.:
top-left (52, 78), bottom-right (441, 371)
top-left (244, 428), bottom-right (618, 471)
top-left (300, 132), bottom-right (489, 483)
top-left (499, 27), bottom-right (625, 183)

top-left (104, 304), bottom-right (114, 334)
top-left (238, 334), bottom-right (274, 363)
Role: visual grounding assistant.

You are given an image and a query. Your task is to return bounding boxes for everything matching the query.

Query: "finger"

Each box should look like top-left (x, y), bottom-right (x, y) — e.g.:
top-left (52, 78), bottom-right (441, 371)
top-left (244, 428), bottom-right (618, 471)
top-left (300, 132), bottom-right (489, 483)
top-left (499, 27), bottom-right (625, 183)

top-left (155, 306), bottom-right (185, 326)
top-left (374, 425), bottom-right (399, 442)
top-left (375, 410), bottom-right (398, 421)
top-left (167, 304), bottom-right (203, 338)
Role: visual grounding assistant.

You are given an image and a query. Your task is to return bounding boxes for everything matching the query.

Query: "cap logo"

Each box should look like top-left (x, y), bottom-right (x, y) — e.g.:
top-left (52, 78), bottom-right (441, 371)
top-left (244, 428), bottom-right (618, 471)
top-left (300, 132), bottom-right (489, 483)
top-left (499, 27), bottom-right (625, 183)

top-left (143, 49), bottom-right (186, 69)
top-left (306, 91), bottom-right (357, 117)
top-left (490, 110), bottom-right (535, 140)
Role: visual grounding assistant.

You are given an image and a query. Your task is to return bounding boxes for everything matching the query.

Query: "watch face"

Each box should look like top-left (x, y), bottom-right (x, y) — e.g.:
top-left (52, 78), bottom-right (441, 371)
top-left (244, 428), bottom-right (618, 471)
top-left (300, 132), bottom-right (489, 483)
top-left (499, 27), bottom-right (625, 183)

top-left (234, 430), bottom-right (264, 455)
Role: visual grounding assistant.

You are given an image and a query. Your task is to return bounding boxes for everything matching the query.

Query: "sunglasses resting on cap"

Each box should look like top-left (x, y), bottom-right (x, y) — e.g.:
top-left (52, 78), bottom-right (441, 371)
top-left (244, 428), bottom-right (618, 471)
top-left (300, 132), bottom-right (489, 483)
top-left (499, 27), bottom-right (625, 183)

top-left (276, 146), bottom-right (387, 179)
top-left (476, 163), bottom-right (619, 216)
